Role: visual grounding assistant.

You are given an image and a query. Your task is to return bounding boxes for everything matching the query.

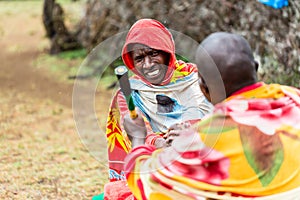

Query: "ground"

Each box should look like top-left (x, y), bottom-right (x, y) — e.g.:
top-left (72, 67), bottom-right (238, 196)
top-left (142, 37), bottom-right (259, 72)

top-left (0, 1), bottom-right (111, 199)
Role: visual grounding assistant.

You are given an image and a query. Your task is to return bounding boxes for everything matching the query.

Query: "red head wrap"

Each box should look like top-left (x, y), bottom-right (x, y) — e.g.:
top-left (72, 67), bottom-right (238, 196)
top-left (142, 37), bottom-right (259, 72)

top-left (122, 19), bottom-right (176, 85)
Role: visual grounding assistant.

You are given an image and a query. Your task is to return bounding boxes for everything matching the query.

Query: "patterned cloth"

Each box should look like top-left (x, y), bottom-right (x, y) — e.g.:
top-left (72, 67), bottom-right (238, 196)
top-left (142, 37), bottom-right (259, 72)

top-left (124, 82), bottom-right (300, 199)
top-left (130, 60), bottom-right (211, 133)
top-left (106, 61), bottom-right (212, 182)
top-left (105, 18), bottom-right (212, 182)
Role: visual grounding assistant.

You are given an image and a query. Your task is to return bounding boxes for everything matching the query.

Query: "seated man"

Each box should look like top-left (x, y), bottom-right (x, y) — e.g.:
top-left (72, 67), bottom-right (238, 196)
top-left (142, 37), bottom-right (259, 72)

top-left (124, 32), bottom-right (300, 199)
top-left (106, 18), bottom-right (212, 183)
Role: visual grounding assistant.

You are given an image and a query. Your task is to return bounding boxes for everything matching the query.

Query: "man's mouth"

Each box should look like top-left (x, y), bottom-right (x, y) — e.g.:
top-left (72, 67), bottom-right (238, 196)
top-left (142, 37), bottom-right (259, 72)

top-left (145, 69), bottom-right (159, 77)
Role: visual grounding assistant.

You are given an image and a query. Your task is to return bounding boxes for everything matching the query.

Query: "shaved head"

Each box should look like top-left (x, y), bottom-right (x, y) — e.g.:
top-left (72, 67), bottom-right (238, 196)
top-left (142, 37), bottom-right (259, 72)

top-left (196, 32), bottom-right (258, 104)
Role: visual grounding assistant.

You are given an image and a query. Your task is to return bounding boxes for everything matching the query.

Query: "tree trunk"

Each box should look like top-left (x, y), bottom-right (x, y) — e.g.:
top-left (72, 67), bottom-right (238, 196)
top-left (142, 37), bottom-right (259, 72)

top-left (42, 0), bottom-right (81, 54)
top-left (43, 0), bottom-right (300, 86)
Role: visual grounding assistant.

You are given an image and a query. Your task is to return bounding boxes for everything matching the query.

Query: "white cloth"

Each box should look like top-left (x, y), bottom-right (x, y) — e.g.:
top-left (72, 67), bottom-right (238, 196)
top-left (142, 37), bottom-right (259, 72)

top-left (130, 72), bottom-right (213, 133)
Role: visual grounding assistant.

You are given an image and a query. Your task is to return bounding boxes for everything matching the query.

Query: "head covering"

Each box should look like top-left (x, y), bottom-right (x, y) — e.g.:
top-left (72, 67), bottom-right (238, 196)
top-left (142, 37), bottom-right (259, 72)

top-left (122, 19), bottom-right (176, 85)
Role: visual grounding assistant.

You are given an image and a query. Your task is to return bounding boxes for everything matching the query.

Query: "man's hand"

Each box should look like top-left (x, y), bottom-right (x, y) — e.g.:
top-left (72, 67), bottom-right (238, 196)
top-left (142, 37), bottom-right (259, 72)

top-left (164, 122), bottom-right (191, 146)
top-left (123, 111), bottom-right (147, 148)
top-left (154, 137), bottom-right (167, 149)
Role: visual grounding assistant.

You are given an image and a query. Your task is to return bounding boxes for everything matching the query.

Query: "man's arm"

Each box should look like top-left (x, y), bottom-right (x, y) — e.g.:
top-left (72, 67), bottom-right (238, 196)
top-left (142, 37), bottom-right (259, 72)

top-left (123, 111), bottom-right (147, 148)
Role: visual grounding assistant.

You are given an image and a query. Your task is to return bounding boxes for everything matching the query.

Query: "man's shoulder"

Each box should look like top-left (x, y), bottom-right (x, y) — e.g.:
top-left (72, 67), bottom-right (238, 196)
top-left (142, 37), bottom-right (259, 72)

top-left (175, 60), bottom-right (198, 73)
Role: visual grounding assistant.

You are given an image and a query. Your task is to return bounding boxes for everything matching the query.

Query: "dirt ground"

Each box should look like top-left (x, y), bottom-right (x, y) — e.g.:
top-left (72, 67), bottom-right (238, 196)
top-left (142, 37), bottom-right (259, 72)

top-left (0, 1), bottom-right (112, 199)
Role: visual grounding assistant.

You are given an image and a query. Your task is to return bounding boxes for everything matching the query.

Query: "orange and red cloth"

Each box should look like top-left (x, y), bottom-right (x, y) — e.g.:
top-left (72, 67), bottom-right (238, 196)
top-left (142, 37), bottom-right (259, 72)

top-left (125, 83), bottom-right (300, 199)
top-left (106, 18), bottom-right (212, 183)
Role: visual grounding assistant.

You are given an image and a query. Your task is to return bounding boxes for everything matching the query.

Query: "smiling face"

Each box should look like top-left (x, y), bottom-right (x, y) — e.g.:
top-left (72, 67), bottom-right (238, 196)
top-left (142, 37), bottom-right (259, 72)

top-left (130, 43), bottom-right (170, 85)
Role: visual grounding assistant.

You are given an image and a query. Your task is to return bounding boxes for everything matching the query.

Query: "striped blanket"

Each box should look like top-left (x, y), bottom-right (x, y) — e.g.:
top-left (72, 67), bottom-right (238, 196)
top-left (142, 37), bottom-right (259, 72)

top-left (124, 82), bottom-right (300, 199)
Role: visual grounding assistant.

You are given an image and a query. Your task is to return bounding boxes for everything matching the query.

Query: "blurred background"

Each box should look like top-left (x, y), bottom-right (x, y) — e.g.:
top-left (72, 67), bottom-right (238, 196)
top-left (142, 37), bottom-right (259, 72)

top-left (0, 0), bottom-right (299, 199)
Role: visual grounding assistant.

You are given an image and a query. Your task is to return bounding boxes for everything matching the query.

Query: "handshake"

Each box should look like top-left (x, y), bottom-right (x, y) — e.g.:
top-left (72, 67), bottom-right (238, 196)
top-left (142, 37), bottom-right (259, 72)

top-left (123, 110), bottom-right (194, 148)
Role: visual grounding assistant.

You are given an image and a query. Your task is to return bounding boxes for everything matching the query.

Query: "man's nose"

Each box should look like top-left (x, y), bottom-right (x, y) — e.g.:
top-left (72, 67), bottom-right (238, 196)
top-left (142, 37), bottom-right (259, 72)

top-left (143, 56), bottom-right (152, 69)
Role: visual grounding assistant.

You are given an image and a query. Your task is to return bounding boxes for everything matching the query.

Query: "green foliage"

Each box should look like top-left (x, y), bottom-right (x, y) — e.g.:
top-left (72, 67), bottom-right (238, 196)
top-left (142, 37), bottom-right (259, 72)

top-left (57, 48), bottom-right (87, 60)
top-left (176, 54), bottom-right (190, 63)
top-left (33, 51), bottom-right (85, 82)
top-left (110, 56), bottom-right (125, 68)
top-left (101, 56), bottom-right (124, 77)
top-left (0, 0), bottom-right (41, 14)
top-left (257, 54), bottom-right (300, 88)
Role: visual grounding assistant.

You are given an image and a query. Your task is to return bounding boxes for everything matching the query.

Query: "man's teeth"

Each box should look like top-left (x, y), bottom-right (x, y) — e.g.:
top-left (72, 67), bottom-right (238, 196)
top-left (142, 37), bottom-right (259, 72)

top-left (147, 69), bottom-right (159, 76)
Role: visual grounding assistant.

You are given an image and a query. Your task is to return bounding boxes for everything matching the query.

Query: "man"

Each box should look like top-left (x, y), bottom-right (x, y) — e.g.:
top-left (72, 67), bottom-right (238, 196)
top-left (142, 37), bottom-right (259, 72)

top-left (123, 32), bottom-right (300, 199)
top-left (121, 18), bottom-right (212, 144)
top-left (98, 18), bottom-right (212, 200)
top-left (105, 19), bottom-right (212, 182)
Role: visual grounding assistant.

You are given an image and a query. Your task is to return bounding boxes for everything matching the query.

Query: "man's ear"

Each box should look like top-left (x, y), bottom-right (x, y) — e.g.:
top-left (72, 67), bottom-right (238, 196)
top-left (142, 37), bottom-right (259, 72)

top-left (200, 82), bottom-right (209, 95)
top-left (254, 60), bottom-right (259, 72)
top-left (199, 79), bottom-right (211, 102)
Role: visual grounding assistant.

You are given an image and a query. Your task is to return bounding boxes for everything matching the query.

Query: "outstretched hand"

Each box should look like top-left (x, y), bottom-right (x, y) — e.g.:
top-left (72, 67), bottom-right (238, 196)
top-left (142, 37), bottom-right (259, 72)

top-left (123, 110), bottom-right (147, 148)
top-left (164, 121), bottom-right (192, 146)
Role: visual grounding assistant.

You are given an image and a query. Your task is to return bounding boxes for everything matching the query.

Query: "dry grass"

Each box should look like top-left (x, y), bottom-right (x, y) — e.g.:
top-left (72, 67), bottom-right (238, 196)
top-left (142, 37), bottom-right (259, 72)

top-left (0, 91), bottom-right (107, 199)
top-left (0, 1), bottom-right (110, 199)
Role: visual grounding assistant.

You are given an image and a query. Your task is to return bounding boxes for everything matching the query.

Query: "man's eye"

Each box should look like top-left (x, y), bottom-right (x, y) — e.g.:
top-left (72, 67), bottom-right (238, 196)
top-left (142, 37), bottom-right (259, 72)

top-left (134, 56), bottom-right (143, 63)
top-left (150, 51), bottom-right (159, 57)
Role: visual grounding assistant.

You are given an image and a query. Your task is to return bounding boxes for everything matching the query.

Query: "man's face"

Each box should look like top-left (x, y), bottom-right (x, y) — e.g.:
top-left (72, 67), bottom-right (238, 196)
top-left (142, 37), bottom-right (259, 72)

top-left (130, 44), bottom-right (169, 85)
